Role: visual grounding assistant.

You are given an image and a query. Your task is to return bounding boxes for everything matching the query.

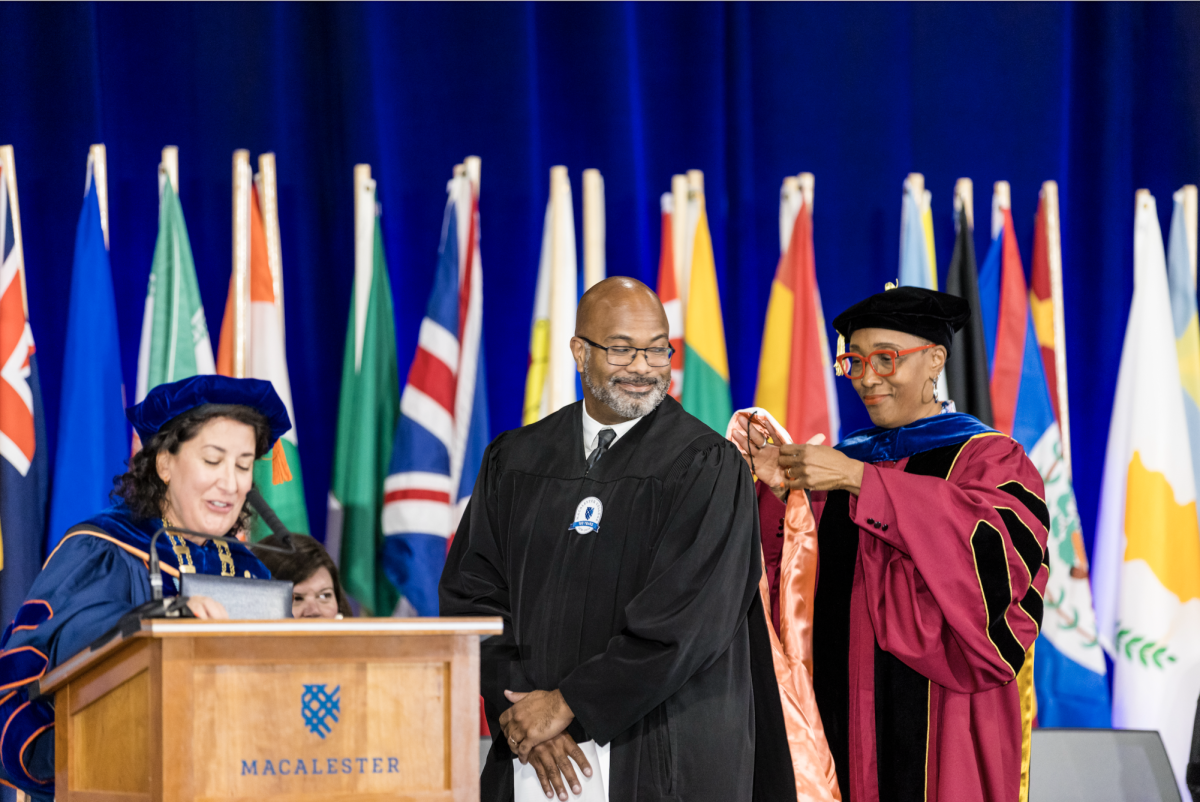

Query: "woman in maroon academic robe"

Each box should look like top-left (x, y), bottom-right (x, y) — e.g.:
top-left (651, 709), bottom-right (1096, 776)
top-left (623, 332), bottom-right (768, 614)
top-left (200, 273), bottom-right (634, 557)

top-left (739, 286), bottom-right (1049, 802)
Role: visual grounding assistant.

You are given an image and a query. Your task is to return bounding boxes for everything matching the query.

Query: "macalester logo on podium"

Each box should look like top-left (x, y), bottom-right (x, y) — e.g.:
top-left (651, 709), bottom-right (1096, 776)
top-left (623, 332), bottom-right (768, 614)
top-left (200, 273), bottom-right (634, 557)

top-left (302, 684), bottom-right (341, 739)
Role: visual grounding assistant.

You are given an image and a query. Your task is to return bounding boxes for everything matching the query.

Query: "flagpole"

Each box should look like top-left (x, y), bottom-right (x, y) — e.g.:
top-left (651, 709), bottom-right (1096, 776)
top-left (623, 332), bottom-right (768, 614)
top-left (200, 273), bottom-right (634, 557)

top-left (954, 178), bottom-right (974, 231)
top-left (231, 149), bottom-right (252, 379)
top-left (992, 180), bottom-right (1011, 238)
top-left (1, 146), bottom-right (29, 317)
top-left (582, 168), bottom-right (605, 291)
top-left (258, 153), bottom-right (285, 343)
top-left (161, 146), bottom-right (179, 194)
top-left (88, 144), bottom-right (109, 250)
top-left (548, 165), bottom-right (573, 413)
top-left (671, 174), bottom-right (689, 312)
top-left (684, 170), bottom-right (705, 308)
top-left (1183, 184), bottom-right (1198, 287)
top-left (352, 164), bottom-right (376, 374)
top-left (780, 176), bottom-right (800, 254)
top-left (1040, 180), bottom-right (1073, 474)
top-left (465, 155), bottom-right (481, 198)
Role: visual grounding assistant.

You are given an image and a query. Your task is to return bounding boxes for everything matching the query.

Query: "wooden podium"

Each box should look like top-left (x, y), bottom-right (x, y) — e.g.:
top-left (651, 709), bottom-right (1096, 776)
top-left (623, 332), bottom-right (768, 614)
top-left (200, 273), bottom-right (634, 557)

top-left (38, 617), bottom-right (503, 802)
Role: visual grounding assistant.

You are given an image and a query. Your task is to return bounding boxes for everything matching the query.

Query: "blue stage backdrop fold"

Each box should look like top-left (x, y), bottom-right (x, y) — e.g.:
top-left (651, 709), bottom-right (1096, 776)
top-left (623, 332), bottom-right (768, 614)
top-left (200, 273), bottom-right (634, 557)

top-left (0, 1), bottom-right (1196, 572)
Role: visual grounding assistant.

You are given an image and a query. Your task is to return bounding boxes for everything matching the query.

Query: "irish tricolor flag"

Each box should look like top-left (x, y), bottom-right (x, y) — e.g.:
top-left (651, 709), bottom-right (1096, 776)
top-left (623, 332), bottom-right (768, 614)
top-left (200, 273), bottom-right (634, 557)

top-left (680, 172), bottom-right (732, 432)
top-left (216, 151), bottom-right (308, 538)
top-left (1094, 190), bottom-right (1200, 797)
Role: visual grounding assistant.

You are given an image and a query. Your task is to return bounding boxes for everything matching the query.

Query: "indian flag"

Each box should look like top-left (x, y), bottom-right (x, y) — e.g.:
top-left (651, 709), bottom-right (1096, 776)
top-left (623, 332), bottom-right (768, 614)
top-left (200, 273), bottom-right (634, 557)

top-left (135, 149), bottom-right (215, 405)
top-left (216, 151), bottom-right (308, 538)
top-left (680, 173), bottom-right (732, 432)
top-left (754, 173), bottom-right (839, 445)
top-left (1094, 189), bottom-right (1200, 798)
top-left (522, 166), bottom-right (577, 425)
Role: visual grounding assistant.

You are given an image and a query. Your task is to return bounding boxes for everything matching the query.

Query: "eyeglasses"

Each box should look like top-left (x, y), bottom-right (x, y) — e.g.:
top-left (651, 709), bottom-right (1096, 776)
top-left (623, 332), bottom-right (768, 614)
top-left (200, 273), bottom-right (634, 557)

top-left (835, 344), bottom-right (936, 379)
top-left (579, 336), bottom-right (675, 367)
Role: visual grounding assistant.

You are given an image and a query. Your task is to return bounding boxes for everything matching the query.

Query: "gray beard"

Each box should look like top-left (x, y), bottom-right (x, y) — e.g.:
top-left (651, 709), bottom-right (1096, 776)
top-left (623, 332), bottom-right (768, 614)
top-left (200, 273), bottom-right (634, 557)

top-left (581, 354), bottom-right (669, 420)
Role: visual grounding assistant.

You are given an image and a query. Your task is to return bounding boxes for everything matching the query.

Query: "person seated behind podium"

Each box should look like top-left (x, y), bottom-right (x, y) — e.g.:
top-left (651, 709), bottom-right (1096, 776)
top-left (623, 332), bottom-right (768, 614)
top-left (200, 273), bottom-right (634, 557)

top-left (252, 534), bottom-right (352, 618)
top-left (0, 375), bottom-right (290, 800)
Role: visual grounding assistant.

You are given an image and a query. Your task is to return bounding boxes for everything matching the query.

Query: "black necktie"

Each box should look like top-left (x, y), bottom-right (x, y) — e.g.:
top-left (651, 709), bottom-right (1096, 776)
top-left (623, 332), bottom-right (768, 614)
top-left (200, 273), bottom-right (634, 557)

top-left (586, 428), bottom-right (616, 473)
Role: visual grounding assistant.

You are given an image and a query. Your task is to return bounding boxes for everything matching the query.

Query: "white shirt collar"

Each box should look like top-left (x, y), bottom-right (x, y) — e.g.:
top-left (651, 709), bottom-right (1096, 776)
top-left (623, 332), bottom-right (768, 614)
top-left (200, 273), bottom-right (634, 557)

top-left (581, 403), bottom-right (643, 459)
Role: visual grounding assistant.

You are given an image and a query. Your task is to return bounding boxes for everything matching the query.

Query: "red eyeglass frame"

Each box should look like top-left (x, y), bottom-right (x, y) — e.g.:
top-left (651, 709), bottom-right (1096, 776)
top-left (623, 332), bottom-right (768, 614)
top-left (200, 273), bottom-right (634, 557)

top-left (836, 343), bottom-right (937, 379)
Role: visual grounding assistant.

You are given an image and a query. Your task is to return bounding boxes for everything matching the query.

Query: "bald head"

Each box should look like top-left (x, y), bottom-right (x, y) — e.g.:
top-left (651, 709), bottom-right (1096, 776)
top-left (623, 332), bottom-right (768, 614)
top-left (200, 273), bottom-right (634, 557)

top-left (575, 276), bottom-right (667, 336)
top-left (571, 276), bottom-right (672, 424)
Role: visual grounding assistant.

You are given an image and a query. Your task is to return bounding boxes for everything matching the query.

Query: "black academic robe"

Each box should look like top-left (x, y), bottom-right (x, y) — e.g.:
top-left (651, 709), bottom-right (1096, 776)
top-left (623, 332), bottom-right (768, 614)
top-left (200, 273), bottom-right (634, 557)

top-left (440, 397), bottom-right (765, 801)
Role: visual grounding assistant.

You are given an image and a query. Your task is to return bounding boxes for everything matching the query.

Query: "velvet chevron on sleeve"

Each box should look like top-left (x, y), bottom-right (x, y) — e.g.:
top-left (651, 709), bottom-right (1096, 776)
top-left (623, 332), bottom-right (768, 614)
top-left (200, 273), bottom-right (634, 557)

top-left (813, 420), bottom-right (1048, 802)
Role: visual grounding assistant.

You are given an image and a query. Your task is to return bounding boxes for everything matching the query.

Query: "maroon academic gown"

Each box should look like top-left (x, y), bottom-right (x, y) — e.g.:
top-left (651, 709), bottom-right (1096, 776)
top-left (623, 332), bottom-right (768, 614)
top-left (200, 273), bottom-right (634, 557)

top-left (809, 432), bottom-right (1048, 802)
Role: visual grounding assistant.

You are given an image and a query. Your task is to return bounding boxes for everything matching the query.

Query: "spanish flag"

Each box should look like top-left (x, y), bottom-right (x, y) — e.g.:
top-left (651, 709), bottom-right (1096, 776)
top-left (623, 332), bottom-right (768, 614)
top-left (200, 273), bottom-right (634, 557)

top-left (754, 173), bottom-right (839, 445)
top-left (680, 172), bottom-right (732, 432)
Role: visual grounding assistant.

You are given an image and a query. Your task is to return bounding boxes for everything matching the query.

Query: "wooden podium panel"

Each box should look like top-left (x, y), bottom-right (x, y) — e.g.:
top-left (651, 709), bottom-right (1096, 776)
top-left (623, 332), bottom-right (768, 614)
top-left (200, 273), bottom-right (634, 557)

top-left (41, 618), bottom-right (502, 802)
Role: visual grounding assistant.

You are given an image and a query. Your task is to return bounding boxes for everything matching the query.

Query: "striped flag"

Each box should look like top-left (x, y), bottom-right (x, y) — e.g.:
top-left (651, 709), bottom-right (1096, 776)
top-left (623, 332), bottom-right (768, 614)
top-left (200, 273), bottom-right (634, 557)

top-left (217, 151), bottom-right (308, 537)
top-left (680, 173), bottom-right (732, 432)
top-left (47, 146), bottom-right (126, 550)
top-left (944, 179), bottom-right (994, 425)
top-left (382, 162), bottom-right (489, 617)
top-left (328, 166), bottom-right (400, 616)
top-left (754, 173), bottom-right (839, 445)
top-left (1094, 190), bottom-right (1200, 798)
top-left (980, 185), bottom-right (1110, 727)
top-left (522, 166), bottom-right (577, 424)
top-left (0, 147), bottom-right (49, 636)
top-left (134, 151), bottom-right (214, 446)
top-left (899, 173), bottom-right (938, 290)
top-left (1166, 185), bottom-right (1200, 519)
top-left (655, 192), bottom-right (684, 399)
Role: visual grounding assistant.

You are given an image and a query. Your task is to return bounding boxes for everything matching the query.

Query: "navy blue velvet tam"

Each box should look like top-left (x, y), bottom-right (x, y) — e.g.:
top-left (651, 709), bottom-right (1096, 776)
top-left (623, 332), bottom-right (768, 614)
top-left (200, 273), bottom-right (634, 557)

top-left (126, 375), bottom-right (291, 446)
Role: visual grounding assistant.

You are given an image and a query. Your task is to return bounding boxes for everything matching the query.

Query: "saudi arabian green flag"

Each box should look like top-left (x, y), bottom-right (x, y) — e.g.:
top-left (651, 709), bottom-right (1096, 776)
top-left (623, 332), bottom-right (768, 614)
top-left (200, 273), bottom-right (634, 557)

top-left (136, 173), bottom-right (215, 407)
top-left (329, 207), bottom-right (400, 616)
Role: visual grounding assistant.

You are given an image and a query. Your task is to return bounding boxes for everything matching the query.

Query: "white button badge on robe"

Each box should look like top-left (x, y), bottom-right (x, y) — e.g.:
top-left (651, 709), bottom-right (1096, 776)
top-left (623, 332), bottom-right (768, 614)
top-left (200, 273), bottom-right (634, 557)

top-left (570, 497), bottom-right (604, 534)
top-left (514, 739), bottom-right (611, 801)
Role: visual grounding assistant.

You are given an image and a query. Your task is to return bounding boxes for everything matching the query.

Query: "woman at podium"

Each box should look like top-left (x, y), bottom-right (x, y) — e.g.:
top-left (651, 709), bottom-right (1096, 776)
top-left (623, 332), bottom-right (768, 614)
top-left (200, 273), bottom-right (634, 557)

top-left (0, 375), bottom-right (290, 800)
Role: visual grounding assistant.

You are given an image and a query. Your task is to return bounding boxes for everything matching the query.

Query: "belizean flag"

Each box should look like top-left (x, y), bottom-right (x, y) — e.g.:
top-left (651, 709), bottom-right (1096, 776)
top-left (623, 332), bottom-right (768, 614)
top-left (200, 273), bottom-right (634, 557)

top-left (381, 167), bottom-right (488, 617)
top-left (0, 156), bottom-right (49, 639)
top-left (980, 196), bottom-right (1110, 728)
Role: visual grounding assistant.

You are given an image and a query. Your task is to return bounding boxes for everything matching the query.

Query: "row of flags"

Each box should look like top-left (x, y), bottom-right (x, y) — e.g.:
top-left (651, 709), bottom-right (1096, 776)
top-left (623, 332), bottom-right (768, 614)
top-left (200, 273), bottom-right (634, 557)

top-left (0, 144), bottom-right (314, 630)
top-left (3, 144), bottom-right (1200, 792)
top-left (1095, 187), bottom-right (1200, 799)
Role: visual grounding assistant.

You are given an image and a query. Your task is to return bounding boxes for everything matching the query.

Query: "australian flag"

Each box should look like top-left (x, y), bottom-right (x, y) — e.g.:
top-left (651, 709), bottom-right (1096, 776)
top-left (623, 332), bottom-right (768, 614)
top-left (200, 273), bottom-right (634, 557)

top-left (381, 168), bottom-right (489, 617)
top-left (0, 159), bottom-right (49, 641)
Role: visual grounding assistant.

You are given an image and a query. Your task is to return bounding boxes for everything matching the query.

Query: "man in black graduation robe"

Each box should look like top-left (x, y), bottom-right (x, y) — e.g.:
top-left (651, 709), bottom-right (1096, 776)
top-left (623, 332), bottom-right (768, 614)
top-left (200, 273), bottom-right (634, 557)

top-left (440, 277), bottom-right (765, 801)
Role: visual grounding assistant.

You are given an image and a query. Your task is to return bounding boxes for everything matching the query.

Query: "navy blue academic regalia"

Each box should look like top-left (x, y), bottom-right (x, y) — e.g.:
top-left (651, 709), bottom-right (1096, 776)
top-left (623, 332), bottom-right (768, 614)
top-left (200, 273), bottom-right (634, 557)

top-left (0, 502), bottom-right (269, 799)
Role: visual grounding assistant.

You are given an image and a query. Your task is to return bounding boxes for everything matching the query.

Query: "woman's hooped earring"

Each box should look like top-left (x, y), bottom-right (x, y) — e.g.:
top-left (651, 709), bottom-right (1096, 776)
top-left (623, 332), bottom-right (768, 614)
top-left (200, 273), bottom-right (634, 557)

top-left (922, 376), bottom-right (938, 405)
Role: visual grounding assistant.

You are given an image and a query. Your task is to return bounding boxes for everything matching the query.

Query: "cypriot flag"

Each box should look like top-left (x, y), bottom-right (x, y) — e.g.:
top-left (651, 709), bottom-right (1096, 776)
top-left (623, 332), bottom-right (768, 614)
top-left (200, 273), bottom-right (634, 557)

top-left (1094, 190), bottom-right (1200, 797)
top-left (217, 151), bottom-right (308, 538)
top-left (522, 166), bottom-right (577, 425)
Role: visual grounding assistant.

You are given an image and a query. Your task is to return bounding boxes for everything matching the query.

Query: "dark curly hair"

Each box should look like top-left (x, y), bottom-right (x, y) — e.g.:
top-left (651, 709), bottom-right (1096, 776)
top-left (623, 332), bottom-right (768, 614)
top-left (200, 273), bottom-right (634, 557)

top-left (251, 534), bottom-right (353, 617)
top-left (113, 403), bottom-right (273, 533)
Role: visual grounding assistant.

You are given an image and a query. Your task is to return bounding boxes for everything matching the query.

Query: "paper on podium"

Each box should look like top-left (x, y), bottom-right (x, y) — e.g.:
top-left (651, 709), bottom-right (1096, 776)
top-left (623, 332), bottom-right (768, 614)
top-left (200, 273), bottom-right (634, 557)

top-left (514, 739), bottom-right (610, 802)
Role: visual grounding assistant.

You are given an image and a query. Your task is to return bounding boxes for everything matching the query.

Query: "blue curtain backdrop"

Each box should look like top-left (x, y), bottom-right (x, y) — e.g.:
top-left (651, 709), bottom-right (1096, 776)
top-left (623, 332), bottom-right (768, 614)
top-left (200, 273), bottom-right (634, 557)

top-left (1, 1), bottom-right (1198, 565)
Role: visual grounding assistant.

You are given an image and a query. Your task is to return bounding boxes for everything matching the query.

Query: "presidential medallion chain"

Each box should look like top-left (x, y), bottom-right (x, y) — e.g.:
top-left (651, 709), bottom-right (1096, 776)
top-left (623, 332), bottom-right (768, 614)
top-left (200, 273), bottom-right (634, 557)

top-left (166, 534), bottom-right (237, 576)
top-left (168, 535), bottom-right (198, 574)
top-left (216, 540), bottom-right (236, 576)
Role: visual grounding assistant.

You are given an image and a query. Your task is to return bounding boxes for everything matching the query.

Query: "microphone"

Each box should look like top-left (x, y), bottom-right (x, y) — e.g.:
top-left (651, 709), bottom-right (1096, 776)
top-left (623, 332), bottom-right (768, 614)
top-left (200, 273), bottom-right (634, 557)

top-left (90, 496), bottom-right (300, 650)
top-left (247, 486), bottom-right (290, 539)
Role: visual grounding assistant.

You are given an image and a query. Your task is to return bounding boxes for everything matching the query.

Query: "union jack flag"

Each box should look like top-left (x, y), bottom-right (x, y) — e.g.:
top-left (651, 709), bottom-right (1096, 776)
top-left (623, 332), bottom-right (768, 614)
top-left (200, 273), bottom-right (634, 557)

top-left (381, 165), bottom-right (489, 617)
top-left (0, 151), bottom-right (49, 637)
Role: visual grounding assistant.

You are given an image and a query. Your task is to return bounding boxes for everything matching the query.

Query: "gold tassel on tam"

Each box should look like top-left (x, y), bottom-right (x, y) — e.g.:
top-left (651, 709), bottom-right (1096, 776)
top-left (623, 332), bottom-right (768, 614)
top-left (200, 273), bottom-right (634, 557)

top-left (271, 439), bottom-right (293, 484)
top-left (834, 333), bottom-right (845, 376)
